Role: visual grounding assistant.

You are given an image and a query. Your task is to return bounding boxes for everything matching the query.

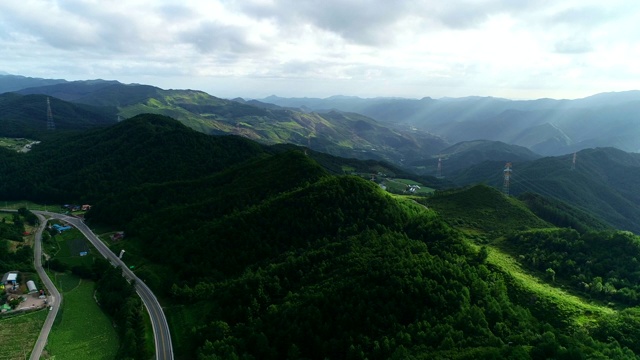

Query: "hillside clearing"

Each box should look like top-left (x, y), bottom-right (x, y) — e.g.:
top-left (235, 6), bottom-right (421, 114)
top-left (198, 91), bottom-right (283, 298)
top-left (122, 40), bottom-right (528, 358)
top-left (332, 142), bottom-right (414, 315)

top-left (473, 241), bottom-right (615, 325)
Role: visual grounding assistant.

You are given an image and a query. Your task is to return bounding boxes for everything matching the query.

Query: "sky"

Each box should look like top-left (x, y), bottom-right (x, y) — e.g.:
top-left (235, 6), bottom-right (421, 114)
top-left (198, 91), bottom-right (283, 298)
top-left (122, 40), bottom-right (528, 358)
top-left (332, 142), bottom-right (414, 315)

top-left (1, 0), bottom-right (640, 100)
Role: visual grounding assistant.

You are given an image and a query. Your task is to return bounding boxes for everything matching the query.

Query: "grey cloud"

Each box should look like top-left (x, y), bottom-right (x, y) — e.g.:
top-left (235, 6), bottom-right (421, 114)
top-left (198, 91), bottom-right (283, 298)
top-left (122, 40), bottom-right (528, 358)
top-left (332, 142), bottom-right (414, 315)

top-left (180, 21), bottom-right (267, 56)
top-left (237, 0), bottom-right (544, 45)
top-left (238, 0), bottom-right (417, 45)
top-left (0, 0), bottom-right (147, 53)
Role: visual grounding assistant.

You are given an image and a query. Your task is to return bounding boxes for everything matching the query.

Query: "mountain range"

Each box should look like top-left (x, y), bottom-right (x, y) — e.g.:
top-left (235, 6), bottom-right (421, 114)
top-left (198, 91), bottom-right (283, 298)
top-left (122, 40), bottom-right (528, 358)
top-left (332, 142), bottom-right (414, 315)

top-left (260, 92), bottom-right (640, 156)
top-left (3, 74), bottom-right (640, 233)
top-left (6, 74), bottom-right (640, 172)
top-left (3, 76), bottom-right (447, 165)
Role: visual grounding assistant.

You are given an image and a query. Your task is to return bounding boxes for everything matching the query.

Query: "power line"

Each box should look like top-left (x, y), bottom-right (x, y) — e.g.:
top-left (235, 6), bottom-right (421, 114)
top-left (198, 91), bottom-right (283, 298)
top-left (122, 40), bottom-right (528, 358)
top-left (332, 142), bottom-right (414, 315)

top-left (502, 162), bottom-right (512, 196)
top-left (46, 97), bottom-right (55, 130)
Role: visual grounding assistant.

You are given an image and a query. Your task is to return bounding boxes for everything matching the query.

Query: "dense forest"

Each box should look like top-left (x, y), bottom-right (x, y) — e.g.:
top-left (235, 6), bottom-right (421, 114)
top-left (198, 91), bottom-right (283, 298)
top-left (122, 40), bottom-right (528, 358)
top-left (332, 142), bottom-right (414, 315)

top-left (2, 114), bottom-right (640, 358)
top-left (0, 209), bottom-right (35, 274)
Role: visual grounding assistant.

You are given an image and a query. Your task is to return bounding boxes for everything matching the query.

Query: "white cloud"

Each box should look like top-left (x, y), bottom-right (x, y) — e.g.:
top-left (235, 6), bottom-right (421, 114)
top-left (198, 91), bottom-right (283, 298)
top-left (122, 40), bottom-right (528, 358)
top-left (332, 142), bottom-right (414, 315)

top-left (0, 0), bottom-right (639, 99)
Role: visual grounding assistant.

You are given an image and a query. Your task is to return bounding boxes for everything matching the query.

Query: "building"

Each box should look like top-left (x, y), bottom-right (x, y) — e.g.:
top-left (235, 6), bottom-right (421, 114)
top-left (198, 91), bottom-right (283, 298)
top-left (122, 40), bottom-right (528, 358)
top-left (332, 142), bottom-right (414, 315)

top-left (2, 272), bottom-right (18, 286)
top-left (26, 280), bottom-right (37, 293)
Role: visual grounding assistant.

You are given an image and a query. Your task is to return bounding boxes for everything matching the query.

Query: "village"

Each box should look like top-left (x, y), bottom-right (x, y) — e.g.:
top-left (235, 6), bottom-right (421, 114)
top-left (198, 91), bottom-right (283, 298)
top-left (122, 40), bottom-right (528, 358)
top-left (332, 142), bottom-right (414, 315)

top-left (1, 270), bottom-right (49, 313)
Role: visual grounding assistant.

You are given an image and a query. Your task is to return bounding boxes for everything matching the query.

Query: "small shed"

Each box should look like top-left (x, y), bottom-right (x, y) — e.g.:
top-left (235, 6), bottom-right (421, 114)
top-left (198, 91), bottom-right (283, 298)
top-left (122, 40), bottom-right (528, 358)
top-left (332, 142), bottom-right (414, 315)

top-left (26, 280), bottom-right (37, 293)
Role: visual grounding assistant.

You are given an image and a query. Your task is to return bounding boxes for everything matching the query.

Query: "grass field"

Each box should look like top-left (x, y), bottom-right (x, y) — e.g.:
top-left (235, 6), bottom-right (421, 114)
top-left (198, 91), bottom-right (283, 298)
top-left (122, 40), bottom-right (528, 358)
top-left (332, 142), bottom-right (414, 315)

top-left (46, 277), bottom-right (119, 360)
top-left (0, 137), bottom-right (34, 152)
top-left (0, 310), bottom-right (48, 360)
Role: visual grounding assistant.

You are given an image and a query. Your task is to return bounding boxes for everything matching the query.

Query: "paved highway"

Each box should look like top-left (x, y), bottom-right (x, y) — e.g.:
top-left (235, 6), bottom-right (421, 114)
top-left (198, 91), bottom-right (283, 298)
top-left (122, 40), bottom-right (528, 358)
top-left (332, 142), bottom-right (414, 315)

top-left (34, 211), bottom-right (174, 360)
top-left (29, 214), bottom-right (62, 360)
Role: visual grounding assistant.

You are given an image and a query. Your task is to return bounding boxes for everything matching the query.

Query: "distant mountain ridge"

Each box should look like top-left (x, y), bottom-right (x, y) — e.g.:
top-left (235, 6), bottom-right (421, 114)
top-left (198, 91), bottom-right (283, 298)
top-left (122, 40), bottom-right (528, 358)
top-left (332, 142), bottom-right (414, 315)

top-left (409, 140), bottom-right (541, 176)
top-left (0, 74), bottom-right (67, 94)
top-left (260, 92), bottom-right (640, 156)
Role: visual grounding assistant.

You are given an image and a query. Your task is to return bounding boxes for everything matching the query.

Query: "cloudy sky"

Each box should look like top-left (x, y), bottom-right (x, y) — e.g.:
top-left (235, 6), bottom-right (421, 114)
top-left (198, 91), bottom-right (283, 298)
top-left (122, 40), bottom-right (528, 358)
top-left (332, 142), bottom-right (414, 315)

top-left (1, 0), bottom-right (639, 99)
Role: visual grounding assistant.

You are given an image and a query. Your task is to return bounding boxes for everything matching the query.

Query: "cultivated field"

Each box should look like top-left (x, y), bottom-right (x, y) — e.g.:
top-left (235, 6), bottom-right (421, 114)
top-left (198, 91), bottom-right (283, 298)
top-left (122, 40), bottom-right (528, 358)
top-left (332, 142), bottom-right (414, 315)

top-left (0, 310), bottom-right (48, 360)
top-left (45, 277), bottom-right (119, 360)
top-left (43, 227), bottom-right (119, 359)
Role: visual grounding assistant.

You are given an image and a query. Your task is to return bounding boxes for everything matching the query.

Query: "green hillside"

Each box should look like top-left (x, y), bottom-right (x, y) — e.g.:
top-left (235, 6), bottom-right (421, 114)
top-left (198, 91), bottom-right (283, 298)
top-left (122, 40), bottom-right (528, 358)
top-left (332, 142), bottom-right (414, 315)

top-left (518, 192), bottom-right (612, 233)
top-left (87, 163), bottom-right (637, 359)
top-left (422, 184), bottom-right (550, 236)
top-left (0, 114), bottom-right (266, 202)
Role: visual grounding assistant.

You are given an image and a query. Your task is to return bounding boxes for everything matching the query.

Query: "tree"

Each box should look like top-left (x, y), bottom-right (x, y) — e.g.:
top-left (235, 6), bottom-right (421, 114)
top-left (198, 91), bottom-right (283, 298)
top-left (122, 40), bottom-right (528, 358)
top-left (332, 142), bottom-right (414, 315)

top-left (546, 268), bottom-right (556, 283)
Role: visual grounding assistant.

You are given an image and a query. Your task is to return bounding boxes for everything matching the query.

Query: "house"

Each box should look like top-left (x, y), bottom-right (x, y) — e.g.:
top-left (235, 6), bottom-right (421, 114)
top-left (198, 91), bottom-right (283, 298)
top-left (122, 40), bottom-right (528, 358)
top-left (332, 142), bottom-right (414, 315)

top-left (111, 231), bottom-right (125, 241)
top-left (2, 272), bottom-right (18, 285)
top-left (81, 204), bottom-right (91, 211)
top-left (52, 224), bottom-right (72, 232)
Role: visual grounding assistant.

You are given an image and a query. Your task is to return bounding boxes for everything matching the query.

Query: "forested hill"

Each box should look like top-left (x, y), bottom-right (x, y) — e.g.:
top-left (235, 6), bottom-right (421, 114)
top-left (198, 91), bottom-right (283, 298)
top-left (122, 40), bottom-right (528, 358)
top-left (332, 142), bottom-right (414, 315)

top-left (83, 147), bottom-right (640, 359)
top-left (0, 92), bottom-right (117, 138)
top-left (449, 147), bottom-right (640, 233)
top-left (0, 114), bottom-right (266, 202)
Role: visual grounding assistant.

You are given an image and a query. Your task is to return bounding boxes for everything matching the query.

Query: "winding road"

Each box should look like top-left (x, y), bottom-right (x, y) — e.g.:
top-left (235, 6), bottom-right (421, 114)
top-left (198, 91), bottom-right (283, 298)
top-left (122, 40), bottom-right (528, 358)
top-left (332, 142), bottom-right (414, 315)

top-left (29, 213), bottom-right (62, 360)
top-left (33, 211), bottom-right (174, 360)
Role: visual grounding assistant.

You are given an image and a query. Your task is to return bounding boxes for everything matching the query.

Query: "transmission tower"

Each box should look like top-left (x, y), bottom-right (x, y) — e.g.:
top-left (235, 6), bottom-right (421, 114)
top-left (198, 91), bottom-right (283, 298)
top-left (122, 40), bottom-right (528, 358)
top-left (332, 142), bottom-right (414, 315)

top-left (436, 156), bottom-right (443, 178)
top-left (46, 97), bottom-right (55, 130)
top-left (571, 152), bottom-right (576, 171)
top-left (502, 162), bottom-right (512, 196)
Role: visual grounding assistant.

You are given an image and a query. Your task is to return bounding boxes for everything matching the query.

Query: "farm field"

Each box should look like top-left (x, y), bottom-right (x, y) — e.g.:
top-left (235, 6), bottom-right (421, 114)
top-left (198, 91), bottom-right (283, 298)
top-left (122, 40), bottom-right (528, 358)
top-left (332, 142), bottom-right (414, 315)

top-left (46, 228), bottom-right (94, 269)
top-left (45, 276), bottom-right (119, 360)
top-left (0, 310), bottom-right (48, 360)
top-left (0, 200), bottom-right (54, 211)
